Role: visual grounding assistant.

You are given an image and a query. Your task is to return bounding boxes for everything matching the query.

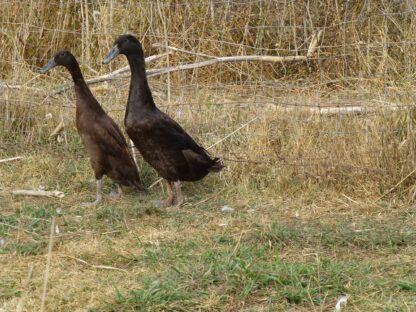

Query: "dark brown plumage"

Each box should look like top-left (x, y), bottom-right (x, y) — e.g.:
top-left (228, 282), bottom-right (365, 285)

top-left (40, 50), bottom-right (145, 206)
top-left (103, 34), bottom-right (223, 208)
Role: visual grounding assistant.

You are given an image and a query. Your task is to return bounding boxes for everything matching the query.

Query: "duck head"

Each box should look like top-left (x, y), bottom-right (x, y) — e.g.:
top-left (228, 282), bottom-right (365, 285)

top-left (40, 50), bottom-right (76, 73)
top-left (102, 34), bottom-right (144, 64)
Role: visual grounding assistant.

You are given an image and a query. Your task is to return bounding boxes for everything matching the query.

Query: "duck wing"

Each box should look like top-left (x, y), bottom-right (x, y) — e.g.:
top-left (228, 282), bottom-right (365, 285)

top-left (156, 112), bottom-right (208, 154)
top-left (93, 114), bottom-right (131, 158)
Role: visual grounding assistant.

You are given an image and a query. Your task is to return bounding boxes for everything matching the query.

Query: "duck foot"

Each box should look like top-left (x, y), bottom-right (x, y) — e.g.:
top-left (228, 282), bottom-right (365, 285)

top-left (81, 198), bottom-right (101, 207)
top-left (152, 199), bottom-right (172, 209)
top-left (107, 184), bottom-right (123, 200)
top-left (81, 179), bottom-right (102, 207)
top-left (174, 181), bottom-right (185, 207)
top-left (153, 180), bottom-right (175, 209)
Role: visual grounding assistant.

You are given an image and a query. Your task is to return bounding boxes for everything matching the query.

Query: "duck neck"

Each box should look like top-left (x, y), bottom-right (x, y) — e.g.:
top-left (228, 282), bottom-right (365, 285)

top-left (127, 53), bottom-right (155, 113)
top-left (68, 62), bottom-right (98, 108)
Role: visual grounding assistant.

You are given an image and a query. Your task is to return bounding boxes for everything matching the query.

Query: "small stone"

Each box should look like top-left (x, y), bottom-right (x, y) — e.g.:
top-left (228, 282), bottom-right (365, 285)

top-left (220, 205), bottom-right (234, 213)
top-left (335, 294), bottom-right (348, 311)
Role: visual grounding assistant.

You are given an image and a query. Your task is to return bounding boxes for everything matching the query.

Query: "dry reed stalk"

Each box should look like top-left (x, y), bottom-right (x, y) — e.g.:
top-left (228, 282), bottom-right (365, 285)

top-left (0, 156), bottom-right (23, 163)
top-left (156, 0), bottom-right (171, 105)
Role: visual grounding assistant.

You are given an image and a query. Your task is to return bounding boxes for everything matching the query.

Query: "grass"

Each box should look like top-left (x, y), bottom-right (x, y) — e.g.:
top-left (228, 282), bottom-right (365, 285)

top-left (2, 1), bottom-right (416, 310)
top-left (1, 84), bottom-right (416, 310)
top-left (1, 141), bottom-right (416, 311)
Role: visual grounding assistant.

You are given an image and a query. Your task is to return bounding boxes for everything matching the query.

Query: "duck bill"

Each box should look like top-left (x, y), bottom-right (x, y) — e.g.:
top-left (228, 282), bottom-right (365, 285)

top-left (102, 45), bottom-right (120, 64)
top-left (39, 58), bottom-right (57, 74)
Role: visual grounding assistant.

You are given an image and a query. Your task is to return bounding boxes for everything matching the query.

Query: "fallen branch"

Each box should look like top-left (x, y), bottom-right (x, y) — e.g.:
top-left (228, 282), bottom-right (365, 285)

top-left (12, 189), bottom-right (64, 198)
top-left (146, 54), bottom-right (311, 78)
top-left (52, 31), bottom-right (322, 89)
top-left (147, 31), bottom-right (322, 77)
top-left (0, 156), bottom-right (23, 163)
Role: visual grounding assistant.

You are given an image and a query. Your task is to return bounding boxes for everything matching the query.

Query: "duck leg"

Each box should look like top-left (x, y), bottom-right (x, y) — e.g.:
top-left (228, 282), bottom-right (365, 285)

top-left (82, 179), bottom-right (102, 207)
top-left (174, 181), bottom-right (185, 206)
top-left (153, 180), bottom-right (174, 209)
top-left (108, 184), bottom-right (123, 200)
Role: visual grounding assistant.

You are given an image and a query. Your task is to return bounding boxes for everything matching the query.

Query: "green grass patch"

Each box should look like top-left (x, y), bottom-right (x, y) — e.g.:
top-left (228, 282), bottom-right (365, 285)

top-left (256, 220), bottom-right (415, 252)
top-left (101, 237), bottom-right (365, 311)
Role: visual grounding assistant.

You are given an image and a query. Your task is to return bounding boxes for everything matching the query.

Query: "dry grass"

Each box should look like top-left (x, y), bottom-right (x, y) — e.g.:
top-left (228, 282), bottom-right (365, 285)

top-left (2, 1), bottom-right (416, 311)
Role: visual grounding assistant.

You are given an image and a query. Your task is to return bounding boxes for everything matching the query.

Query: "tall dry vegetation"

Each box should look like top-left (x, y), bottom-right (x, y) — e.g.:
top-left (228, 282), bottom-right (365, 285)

top-left (2, 0), bottom-right (416, 199)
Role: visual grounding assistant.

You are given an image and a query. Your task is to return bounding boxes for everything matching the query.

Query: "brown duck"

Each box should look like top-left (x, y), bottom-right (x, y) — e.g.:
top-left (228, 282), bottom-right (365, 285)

top-left (103, 35), bottom-right (223, 208)
top-left (40, 50), bottom-right (145, 206)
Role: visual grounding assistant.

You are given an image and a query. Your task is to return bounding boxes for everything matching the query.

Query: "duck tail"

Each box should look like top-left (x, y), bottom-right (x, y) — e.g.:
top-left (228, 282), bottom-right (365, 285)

top-left (208, 158), bottom-right (224, 172)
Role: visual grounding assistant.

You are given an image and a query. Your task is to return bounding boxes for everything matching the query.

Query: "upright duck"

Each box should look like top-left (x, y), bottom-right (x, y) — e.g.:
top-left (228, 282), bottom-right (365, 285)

top-left (103, 34), bottom-right (223, 208)
top-left (40, 50), bottom-right (146, 206)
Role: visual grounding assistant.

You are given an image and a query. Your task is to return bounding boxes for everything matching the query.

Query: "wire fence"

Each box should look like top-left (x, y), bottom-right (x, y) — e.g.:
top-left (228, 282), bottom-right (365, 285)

top-left (2, 0), bottom-right (416, 189)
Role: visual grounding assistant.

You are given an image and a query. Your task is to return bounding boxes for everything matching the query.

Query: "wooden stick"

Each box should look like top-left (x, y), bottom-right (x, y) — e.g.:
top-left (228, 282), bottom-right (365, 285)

top-left (40, 217), bottom-right (56, 312)
top-left (148, 116), bottom-right (259, 189)
top-left (146, 54), bottom-right (312, 78)
top-left (0, 156), bottom-right (23, 163)
top-left (50, 33), bottom-right (322, 89)
top-left (12, 189), bottom-right (64, 198)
